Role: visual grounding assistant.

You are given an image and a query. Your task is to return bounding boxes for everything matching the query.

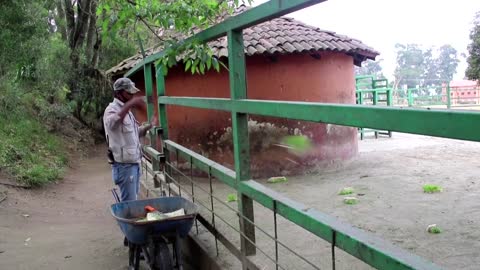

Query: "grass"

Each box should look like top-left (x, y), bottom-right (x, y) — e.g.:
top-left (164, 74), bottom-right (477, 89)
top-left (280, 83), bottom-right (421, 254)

top-left (0, 109), bottom-right (67, 186)
top-left (423, 184), bottom-right (443, 193)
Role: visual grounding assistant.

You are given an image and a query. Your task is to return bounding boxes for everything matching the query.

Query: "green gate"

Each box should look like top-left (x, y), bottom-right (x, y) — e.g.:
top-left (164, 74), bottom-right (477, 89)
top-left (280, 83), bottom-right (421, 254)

top-left (123, 0), bottom-right (480, 269)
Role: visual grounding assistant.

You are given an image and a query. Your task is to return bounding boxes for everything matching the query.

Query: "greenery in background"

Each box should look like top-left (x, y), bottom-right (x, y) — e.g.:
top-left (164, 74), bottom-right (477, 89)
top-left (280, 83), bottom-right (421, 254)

top-left (99, 0), bottom-right (251, 75)
top-left (0, 0), bottom-right (252, 185)
top-left (355, 59), bottom-right (385, 78)
top-left (393, 44), bottom-right (460, 92)
top-left (466, 11), bottom-right (480, 81)
top-left (0, 81), bottom-right (67, 186)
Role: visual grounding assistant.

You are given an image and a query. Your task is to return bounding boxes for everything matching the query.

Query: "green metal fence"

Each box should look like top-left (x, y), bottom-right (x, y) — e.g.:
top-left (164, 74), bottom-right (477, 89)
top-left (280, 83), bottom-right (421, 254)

top-left (123, 0), bottom-right (480, 269)
top-left (358, 81), bottom-right (480, 110)
top-left (355, 76), bottom-right (393, 139)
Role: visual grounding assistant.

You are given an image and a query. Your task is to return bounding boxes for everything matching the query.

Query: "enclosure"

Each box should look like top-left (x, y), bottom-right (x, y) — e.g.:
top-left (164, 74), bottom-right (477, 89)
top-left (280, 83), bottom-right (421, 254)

top-left (123, 0), bottom-right (480, 269)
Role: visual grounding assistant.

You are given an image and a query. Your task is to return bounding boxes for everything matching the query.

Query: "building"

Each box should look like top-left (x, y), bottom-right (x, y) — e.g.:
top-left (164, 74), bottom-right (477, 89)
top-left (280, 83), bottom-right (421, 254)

top-left (107, 8), bottom-right (378, 177)
top-left (443, 80), bottom-right (480, 105)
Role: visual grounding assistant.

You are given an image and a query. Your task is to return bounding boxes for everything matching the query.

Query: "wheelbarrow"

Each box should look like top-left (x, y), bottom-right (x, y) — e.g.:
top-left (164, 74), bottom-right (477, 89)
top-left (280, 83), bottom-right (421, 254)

top-left (110, 190), bottom-right (198, 270)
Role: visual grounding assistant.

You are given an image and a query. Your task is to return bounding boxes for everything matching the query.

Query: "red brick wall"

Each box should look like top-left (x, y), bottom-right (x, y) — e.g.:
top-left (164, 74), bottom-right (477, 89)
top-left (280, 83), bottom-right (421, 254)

top-left (130, 52), bottom-right (358, 177)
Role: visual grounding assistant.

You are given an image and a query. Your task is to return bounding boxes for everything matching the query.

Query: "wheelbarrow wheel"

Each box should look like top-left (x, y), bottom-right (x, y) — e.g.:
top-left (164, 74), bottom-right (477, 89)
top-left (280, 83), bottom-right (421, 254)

top-left (149, 241), bottom-right (173, 270)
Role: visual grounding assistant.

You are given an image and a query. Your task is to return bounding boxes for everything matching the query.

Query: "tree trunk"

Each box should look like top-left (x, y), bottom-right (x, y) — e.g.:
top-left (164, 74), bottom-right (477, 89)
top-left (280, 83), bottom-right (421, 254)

top-left (56, 1), bottom-right (67, 40)
top-left (63, 0), bottom-right (75, 48)
top-left (72, 0), bottom-right (92, 50)
top-left (85, 0), bottom-right (98, 64)
top-left (91, 30), bottom-right (101, 68)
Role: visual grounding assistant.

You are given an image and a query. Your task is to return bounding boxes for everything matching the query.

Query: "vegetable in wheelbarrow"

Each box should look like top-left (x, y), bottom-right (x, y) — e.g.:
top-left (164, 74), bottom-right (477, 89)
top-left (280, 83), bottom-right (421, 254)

top-left (135, 205), bottom-right (186, 223)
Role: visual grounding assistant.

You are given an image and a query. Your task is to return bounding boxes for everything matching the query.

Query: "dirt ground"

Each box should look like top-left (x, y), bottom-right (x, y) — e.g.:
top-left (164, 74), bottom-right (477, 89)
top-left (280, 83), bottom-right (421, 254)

top-left (1, 133), bottom-right (480, 270)
top-left (0, 148), bottom-right (131, 270)
top-left (178, 133), bottom-right (480, 270)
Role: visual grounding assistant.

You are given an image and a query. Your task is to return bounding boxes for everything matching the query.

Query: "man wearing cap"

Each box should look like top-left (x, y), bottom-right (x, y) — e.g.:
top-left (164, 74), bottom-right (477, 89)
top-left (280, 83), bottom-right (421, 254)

top-left (103, 77), bottom-right (154, 201)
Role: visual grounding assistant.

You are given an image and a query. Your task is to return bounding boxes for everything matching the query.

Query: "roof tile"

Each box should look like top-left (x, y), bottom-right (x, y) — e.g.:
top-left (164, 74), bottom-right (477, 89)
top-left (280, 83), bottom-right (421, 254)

top-left (107, 6), bottom-right (378, 75)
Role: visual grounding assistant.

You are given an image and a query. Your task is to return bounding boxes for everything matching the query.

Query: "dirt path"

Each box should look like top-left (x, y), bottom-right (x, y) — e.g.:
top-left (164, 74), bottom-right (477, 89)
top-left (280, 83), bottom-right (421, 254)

top-left (0, 149), bottom-right (129, 270)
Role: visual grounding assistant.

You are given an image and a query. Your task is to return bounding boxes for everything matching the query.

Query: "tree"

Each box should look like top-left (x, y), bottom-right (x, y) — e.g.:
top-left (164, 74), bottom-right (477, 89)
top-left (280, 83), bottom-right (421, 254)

top-left (436, 45), bottom-right (459, 83)
top-left (394, 43), bottom-right (459, 91)
top-left (355, 59), bottom-right (384, 78)
top-left (99, 0), bottom-right (252, 74)
top-left (393, 44), bottom-right (426, 89)
top-left (0, 0), bottom-right (51, 77)
top-left (466, 11), bottom-right (480, 81)
top-left (47, 0), bottom-right (250, 126)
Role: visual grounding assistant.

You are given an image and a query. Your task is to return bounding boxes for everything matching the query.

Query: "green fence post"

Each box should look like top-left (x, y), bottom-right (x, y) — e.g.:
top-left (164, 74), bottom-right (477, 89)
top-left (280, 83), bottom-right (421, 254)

top-left (386, 89), bottom-right (393, 137)
top-left (155, 65), bottom-right (169, 187)
top-left (144, 63), bottom-right (157, 148)
top-left (387, 89), bottom-right (392, 106)
top-left (228, 29), bottom-right (256, 260)
top-left (144, 64), bottom-right (155, 121)
top-left (372, 90), bottom-right (378, 138)
top-left (407, 89), bottom-right (413, 107)
top-left (143, 63), bottom-right (162, 186)
top-left (447, 82), bottom-right (451, 109)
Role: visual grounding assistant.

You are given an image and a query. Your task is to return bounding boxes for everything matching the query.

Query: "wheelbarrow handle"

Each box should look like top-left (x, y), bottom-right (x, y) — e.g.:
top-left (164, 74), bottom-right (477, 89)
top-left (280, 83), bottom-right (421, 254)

top-left (111, 188), bottom-right (121, 203)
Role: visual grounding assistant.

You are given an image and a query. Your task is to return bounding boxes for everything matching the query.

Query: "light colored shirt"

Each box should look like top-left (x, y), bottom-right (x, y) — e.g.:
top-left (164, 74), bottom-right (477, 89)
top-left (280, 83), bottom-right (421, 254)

top-left (103, 98), bottom-right (142, 163)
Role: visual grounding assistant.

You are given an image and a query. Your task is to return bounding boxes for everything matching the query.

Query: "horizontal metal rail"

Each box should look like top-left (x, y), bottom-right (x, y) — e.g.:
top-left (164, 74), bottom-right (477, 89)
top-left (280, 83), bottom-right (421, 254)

top-left (164, 160), bottom-right (322, 270)
top-left (160, 139), bottom-right (440, 270)
top-left (127, 0), bottom-right (452, 268)
top-left (158, 96), bottom-right (480, 142)
top-left (162, 165), bottom-right (289, 270)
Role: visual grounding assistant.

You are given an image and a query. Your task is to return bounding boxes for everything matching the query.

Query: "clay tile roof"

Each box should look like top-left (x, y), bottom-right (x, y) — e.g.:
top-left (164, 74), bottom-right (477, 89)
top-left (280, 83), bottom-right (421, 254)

top-left (107, 6), bottom-right (379, 76)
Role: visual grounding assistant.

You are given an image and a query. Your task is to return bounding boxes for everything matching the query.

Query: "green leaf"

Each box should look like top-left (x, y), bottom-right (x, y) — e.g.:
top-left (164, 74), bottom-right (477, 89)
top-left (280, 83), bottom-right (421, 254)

top-left (226, 193), bottom-right (237, 202)
top-left (423, 184), bottom-right (443, 193)
top-left (267, 176), bottom-right (287, 184)
top-left (199, 62), bottom-right (205, 74)
top-left (162, 64), bottom-right (169, 76)
top-left (338, 187), bottom-right (354, 195)
top-left (206, 57), bottom-right (212, 70)
top-left (213, 58), bottom-right (220, 72)
top-left (193, 58), bottom-right (200, 69)
top-left (185, 60), bottom-right (192, 71)
top-left (343, 197), bottom-right (358, 205)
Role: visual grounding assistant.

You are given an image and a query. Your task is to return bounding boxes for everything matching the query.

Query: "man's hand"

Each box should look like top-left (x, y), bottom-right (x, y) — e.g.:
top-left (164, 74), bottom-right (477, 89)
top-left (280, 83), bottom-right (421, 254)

top-left (116, 96), bottom-right (146, 123)
top-left (150, 116), bottom-right (158, 127)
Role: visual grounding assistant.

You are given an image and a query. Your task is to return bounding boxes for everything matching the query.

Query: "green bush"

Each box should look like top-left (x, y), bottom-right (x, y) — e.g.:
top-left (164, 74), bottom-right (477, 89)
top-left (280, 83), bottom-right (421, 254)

top-left (0, 81), bottom-right (67, 186)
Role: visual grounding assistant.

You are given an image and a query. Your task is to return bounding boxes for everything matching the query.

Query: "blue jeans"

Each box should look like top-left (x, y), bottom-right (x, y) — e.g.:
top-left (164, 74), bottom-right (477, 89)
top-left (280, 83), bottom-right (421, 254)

top-left (112, 163), bottom-right (141, 201)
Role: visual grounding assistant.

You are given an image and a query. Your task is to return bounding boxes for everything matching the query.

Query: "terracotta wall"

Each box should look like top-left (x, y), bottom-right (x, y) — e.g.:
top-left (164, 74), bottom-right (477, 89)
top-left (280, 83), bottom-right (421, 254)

top-left (130, 52), bottom-right (358, 177)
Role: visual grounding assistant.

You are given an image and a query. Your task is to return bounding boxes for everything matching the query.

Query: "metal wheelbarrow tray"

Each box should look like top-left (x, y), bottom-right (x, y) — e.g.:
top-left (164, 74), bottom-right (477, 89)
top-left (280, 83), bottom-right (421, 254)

top-left (111, 196), bottom-right (198, 245)
top-left (111, 196), bottom-right (198, 270)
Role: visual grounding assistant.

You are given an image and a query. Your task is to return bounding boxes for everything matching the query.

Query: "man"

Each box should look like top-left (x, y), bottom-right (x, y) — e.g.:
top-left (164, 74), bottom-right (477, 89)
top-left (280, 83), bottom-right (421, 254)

top-left (103, 77), bottom-right (154, 201)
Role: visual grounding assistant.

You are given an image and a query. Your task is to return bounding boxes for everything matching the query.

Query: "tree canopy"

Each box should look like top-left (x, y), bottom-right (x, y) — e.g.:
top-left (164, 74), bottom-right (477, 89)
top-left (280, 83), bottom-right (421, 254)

top-left (466, 11), bottom-right (480, 81)
top-left (355, 59), bottom-right (385, 78)
top-left (394, 43), bottom-right (459, 90)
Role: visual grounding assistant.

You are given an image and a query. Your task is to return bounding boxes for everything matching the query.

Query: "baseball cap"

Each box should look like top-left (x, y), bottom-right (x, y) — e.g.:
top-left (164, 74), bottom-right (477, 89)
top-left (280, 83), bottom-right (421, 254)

top-left (113, 78), bottom-right (140, 94)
